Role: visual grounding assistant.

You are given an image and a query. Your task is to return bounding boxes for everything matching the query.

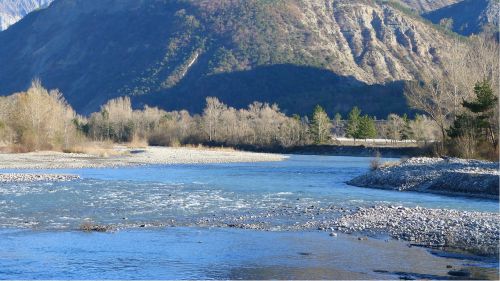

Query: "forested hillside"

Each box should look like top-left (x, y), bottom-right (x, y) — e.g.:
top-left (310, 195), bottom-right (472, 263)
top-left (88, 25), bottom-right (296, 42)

top-left (0, 0), bottom-right (488, 117)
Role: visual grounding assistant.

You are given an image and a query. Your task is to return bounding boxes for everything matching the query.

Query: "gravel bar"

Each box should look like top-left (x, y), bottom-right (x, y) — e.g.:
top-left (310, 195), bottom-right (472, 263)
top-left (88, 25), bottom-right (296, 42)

top-left (330, 205), bottom-right (500, 256)
top-left (348, 157), bottom-right (499, 199)
top-left (0, 146), bottom-right (286, 169)
top-left (0, 173), bottom-right (80, 183)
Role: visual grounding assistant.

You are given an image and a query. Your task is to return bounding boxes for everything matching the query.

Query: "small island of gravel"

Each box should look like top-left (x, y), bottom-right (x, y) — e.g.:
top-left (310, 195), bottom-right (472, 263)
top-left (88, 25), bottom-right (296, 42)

top-left (348, 157), bottom-right (499, 199)
top-left (0, 146), bottom-right (286, 169)
top-left (0, 173), bottom-right (80, 183)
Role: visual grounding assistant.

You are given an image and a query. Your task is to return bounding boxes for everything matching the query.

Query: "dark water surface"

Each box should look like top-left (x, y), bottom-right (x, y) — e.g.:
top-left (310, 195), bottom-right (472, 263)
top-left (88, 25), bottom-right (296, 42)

top-left (0, 155), bottom-right (498, 279)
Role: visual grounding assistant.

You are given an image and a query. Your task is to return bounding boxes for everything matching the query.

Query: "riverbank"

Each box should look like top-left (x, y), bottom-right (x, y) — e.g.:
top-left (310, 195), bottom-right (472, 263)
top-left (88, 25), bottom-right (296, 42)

top-left (348, 157), bottom-right (499, 199)
top-left (331, 205), bottom-right (499, 256)
top-left (0, 146), bottom-right (286, 169)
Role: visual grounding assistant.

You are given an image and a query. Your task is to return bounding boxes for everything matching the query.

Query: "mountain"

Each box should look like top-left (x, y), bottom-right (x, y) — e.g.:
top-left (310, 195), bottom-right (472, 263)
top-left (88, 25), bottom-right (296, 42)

top-left (0, 0), bottom-right (459, 117)
top-left (395, 0), bottom-right (459, 12)
top-left (424, 0), bottom-right (499, 37)
top-left (0, 0), bottom-right (53, 31)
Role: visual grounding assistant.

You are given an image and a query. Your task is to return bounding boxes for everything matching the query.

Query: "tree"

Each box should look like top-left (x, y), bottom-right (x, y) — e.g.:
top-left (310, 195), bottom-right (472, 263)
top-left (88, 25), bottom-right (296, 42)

top-left (447, 114), bottom-right (479, 158)
top-left (203, 97), bottom-right (227, 142)
top-left (404, 79), bottom-right (452, 152)
top-left (400, 114), bottom-right (413, 140)
top-left (310, 105), bottom-right (332, 144)
top-left (462, 80), bottom-right (498, 147)
top-left (346, 107), bottom-right (361, 143)
top-left (357, 115), bottom-right (377, 140)
top-left (384, 114), bottom-right (403, 142)
top-left (332, 112), bottom-right (343, 137)
top-left (410, 114), bottom-right (438, 144)
top-left (447, 80), bottom-right (498, 158)
top-left (7, 79), bottom-right (78, 150)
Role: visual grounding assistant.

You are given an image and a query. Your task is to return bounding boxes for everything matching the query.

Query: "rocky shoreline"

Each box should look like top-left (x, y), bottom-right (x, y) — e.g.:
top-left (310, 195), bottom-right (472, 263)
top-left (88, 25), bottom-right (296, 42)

top-left (330, 205), bottom-right (499, 256)
top-left (348, 157), bottom-right (499, 199)
top-left (0, 173), bottom-right (80, 183)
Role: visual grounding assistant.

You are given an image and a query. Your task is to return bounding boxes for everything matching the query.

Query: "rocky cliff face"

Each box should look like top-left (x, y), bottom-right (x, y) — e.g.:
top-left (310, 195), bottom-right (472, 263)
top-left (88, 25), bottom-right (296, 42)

top-left (0, 0), bottom-right (53, 31)
top-left (0, 0), bottom-right (463, 116)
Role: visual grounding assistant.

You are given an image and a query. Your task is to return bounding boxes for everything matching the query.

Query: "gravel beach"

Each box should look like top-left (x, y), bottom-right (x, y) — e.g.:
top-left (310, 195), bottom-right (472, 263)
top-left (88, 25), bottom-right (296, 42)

top-left (348, 157), bottom-right (499, 199)
top-left (0, 146), bottom-right (286, 169)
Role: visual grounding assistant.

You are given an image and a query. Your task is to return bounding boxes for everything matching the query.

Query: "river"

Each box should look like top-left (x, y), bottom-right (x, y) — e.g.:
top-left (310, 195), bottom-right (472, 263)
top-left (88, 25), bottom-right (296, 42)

top-left (0, 155), bottom-right (498, 279)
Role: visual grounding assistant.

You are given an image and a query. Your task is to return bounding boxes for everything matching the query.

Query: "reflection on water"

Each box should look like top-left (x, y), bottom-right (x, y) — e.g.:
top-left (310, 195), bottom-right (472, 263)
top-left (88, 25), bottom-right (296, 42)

top-left (0, 228), bottom-right (497, 280)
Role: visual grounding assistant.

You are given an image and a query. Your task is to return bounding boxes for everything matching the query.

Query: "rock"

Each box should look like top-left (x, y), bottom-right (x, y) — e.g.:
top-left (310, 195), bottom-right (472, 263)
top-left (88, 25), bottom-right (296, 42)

top-left (329, 232), bottom-right (338, 237)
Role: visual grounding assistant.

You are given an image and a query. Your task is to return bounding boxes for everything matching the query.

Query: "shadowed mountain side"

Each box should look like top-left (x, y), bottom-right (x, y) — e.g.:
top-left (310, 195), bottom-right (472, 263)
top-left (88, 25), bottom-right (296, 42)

top-left (134, 64), bottom-right (409, 118)
top-left (423, 0), bottom-right (498, 37)
top-left (0, 0), bottom-right (195, 113)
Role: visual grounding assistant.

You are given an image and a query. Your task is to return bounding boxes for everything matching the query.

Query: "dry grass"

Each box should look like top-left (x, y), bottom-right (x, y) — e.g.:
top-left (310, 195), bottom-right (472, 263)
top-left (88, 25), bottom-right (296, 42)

top-left (0, 144), bottom-right (31, 153)
top-left (181, 144), bottom-right (238, 152)
top-left (370, 158), bottom-right (400, 171)
top-left (63, 141), bottom-right (122, 157)
top-left (127, 134), bottom-right (148, 149)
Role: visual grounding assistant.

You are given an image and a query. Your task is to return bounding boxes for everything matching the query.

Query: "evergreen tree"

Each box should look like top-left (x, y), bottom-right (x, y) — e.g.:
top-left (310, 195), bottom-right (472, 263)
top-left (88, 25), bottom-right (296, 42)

top-left (310, 105), bottom-right (332, 144)
top-left (357, 115), bottom-right (377, 140)
top-left (463, 80), bottom-right (498, 146)
top-left (447, 80), bottom-right (498, 158)
top-left (346, 107), bottom-right (361, 142)
top-left (401, 113), bottom-right (413, 140)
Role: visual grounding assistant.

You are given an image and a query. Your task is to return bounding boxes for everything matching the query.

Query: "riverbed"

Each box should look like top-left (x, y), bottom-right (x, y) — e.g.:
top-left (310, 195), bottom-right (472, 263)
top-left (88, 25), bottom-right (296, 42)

top-left (0, 155), bottom-right (498, 279)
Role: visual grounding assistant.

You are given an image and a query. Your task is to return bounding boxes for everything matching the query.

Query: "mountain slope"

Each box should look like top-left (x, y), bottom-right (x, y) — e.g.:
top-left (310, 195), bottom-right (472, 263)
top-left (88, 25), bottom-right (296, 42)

top-left (0, 0), bottom-right (456, 117)
top-left (394, 0), bottom-right (459, 12)
top-left (0, 0), bottom-right (53, 31)
top-left (424, 0), bottom-right (499, 37)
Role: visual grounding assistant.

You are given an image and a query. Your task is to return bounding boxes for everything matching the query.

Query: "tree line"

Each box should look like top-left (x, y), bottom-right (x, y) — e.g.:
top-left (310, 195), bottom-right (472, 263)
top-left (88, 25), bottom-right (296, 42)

top-left (0, 80), bottom-right (441, 153)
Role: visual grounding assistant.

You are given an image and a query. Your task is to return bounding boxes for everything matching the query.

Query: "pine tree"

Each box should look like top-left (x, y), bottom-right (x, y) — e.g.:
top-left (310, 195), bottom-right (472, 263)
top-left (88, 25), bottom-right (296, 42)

top-left (463, 80), bottom-right (498, 146)
top-left (310, 105), bottom-right (332, 144)
top-left (448, 80), bottom-right (498, 157)
top-left (357, 115), bottom-right (377, 140)
top-left (401, 113), bottom-right (413, 140)
top-left (346, 107), bottom-right (361, 143)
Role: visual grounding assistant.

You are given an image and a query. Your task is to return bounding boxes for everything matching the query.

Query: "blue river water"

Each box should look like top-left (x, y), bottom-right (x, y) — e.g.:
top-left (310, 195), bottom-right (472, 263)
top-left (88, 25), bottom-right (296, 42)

top-left (0, 155), bottom-right (498, 279)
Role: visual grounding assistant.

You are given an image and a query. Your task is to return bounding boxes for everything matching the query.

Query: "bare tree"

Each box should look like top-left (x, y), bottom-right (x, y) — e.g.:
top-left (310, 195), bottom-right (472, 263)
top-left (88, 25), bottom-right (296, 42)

top-left (203, 97), bottom-right (227, 141)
